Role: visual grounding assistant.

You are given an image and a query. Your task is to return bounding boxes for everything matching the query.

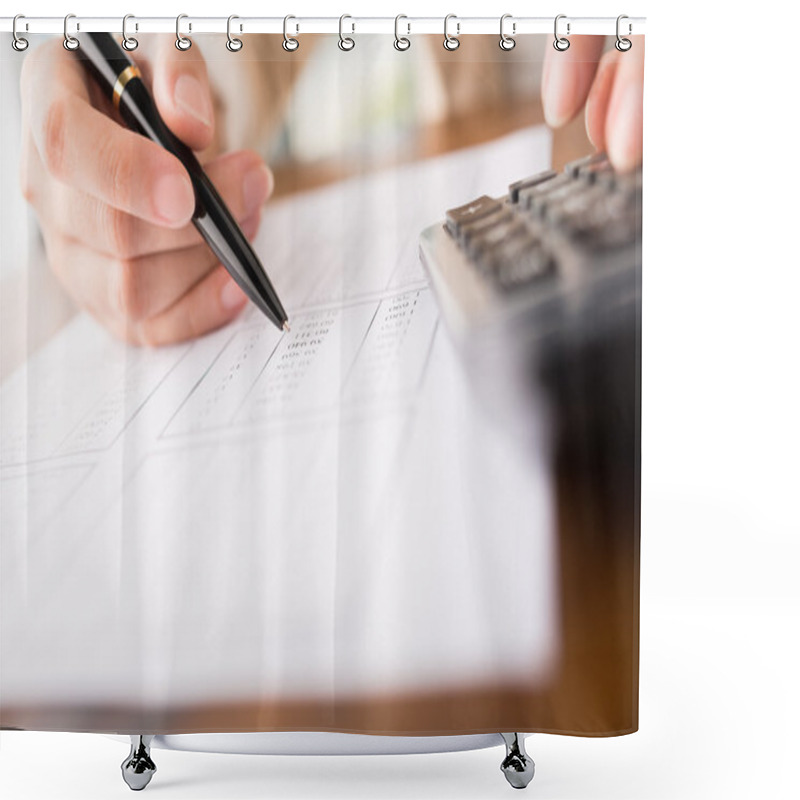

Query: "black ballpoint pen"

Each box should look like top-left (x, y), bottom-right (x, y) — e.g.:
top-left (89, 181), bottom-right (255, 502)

top-left (76, 32), bottom-right (289, 332)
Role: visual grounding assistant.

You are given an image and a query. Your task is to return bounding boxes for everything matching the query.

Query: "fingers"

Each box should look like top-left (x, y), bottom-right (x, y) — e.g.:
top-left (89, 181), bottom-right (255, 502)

top-left (108, 213), bottom-right (260, 323)
top-left (20, 38), bottom-right (266, 348)
top-left (30, 149), bottom-right (272, 260)
top-left (584, 50), bottom-right (620, 153)
top-left (22, 38), bottom-right (195, 228)
top-left (541, 36), bottom-right (606, 128)
top-left (41, 228), bottom-right (219, 324)
top-left (543, 35), bottom-right (644, 173)
top-left (134, 266), bottom-right (249, 347)
top-left (149, 35), bottom-right (215, 152)
top-left (42, 220), bottom-right (258, 346)
top-left (604, 40), bottom-right (644, 172)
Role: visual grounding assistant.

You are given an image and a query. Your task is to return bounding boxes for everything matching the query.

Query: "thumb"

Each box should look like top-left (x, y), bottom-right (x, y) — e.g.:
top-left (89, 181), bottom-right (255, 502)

top-left (150, 36), bottom-right (215, 152)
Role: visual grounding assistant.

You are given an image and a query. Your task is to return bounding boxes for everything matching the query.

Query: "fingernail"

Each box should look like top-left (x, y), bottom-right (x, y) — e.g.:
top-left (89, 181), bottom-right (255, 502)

top-left (542, 62), bottom-right (574, 129)
top-left (585, 93), bottom-right (602, 151)
top-left (174, 74), bottom-right (213, 129)
top-left (154, 174), bottom-right (194, 225)
top-left (220, 277), bottom-right (248, 311)
top-left (243, 165), bottom-right (271, 214)
top-left (608, 83), bottom-right (643, 172)
top-left (541, 60), bottom-right (552, 119)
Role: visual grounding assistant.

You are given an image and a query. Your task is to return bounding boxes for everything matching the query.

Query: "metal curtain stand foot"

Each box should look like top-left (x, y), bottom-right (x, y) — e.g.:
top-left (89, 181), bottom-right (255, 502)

top-left (117, 732), bottom-right (532, 790)
top-left (121, 735), bottom-right (156, 791)
top-left (500, 733), bottom-right (535, 789)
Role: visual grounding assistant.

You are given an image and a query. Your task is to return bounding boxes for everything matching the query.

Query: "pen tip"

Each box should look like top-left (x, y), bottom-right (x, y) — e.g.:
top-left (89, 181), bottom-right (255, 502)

top-left (282, 321), bottom-right (291, 333)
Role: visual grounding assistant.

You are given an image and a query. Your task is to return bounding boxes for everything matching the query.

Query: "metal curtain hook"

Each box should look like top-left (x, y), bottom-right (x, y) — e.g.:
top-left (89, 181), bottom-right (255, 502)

top-left (12, 14), bottom-right (29, 52)
top-left (499, 14), bottom-right (516, 51)
top-left (227, 15), bottom-right (243, 51)
top-left (122, 14), bottom-right (139, 51)
top-left (615, 14), bottom-right (632, 51)
top-left (443, 14), bottom-right (460, 51)
top-left (553, 14), bottom-right (570, 51)
top-left (176, 14), bottom-right (192, 50)
top-left (338, 14), bottom-right (355, 51)
top-left (394, 14), bottom-right (410, 51)
top-left (283, 15), bottom-right (299, 51)
top-left (63, 13), bottom-right (80, 51)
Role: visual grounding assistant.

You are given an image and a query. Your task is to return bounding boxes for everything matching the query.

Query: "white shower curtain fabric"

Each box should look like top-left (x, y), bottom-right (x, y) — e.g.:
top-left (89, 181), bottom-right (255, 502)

top-left (0, 31), bottom-right (641, 738)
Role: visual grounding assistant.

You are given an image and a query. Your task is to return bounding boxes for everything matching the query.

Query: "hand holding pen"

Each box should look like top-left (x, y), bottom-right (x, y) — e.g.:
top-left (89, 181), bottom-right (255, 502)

top-left (19, 35), bottom-right (277, 345)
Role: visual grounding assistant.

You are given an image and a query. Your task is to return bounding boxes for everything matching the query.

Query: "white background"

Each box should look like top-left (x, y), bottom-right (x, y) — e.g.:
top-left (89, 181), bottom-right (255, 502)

top-left (1, 1), bottom-right (799, 798)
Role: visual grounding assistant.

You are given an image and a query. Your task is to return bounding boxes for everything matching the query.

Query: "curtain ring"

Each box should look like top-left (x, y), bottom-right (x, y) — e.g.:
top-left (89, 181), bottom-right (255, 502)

top-left (175, 14), bottom-right (192, 51)
top-left (499, 14), bottom-right (516, 51)
top-left (12, 14), bottom-right (29, 52)
top-left (553, 14), bottom-right (570, 51)
top-left (283, 15), bottom-right (299, 52)
top-left (615, 14), bottom-right (632, 51)
top-left (443, 14), bottom-right (460, 51)
top-left (394, 14), bottom-right (410, 51)
top-left (122, 14), bottom-right (139, 51)
top-left (63, 13), bottom-right (80, 51)
top-left (227, 15), bottom-right (243, 51)
top-left (338, 14), bottom-right (355, 51)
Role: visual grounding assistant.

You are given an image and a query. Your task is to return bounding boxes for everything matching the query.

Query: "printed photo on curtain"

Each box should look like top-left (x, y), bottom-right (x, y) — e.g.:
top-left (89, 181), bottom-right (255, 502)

top-left (0, 17), bottom-right (643, 791)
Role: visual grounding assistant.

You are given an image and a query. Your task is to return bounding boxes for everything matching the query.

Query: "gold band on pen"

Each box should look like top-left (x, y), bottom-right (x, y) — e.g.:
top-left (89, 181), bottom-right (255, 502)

top-left (112, 65), bottom-right (142, 110)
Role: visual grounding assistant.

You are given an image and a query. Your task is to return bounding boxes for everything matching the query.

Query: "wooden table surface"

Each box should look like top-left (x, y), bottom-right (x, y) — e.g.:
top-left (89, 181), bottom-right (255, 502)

top-left (271, 101), bottom-right (592, 199)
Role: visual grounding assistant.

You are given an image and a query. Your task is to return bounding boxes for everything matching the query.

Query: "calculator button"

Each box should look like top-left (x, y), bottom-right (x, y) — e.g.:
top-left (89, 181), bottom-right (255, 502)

top-left (446, 196), bottom-right (503, 236)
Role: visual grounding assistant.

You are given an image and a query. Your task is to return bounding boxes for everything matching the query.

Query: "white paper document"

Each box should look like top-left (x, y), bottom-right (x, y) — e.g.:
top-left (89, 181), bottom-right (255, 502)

top-left (0, 127), bottom-right (559, 708)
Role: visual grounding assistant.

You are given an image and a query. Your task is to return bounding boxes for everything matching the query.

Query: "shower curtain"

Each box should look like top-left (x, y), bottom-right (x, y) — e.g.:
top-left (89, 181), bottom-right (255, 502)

top-left (0, 27), bottom-right (642, 739)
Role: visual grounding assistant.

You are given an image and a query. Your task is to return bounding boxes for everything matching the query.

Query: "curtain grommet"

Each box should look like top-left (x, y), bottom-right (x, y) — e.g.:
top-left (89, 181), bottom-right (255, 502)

top-left (121, 14), bottom-right (139, 51)
top-left (63, 13), bottom-right (80, 51)
top-left (12, 14), bottom-right (29, 51)
top-left (394, 15), bottom-right (411, 51)
top-left (443, 14), bottom-right (460, 51)
top-left (499, 14), bottom-right (516, 51)
top-left (283, 15), bottom-right (299, 52)
top-left (615, 15), bottom-right (632, 51)
top-left (226, 15), bottom-right (243, 52)
top-left (338, 14), bottom-right (355, 51)
top-left (553, 14), bottom-right (570, 51)
top-left (175, 14), bottom-right (192, 51)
